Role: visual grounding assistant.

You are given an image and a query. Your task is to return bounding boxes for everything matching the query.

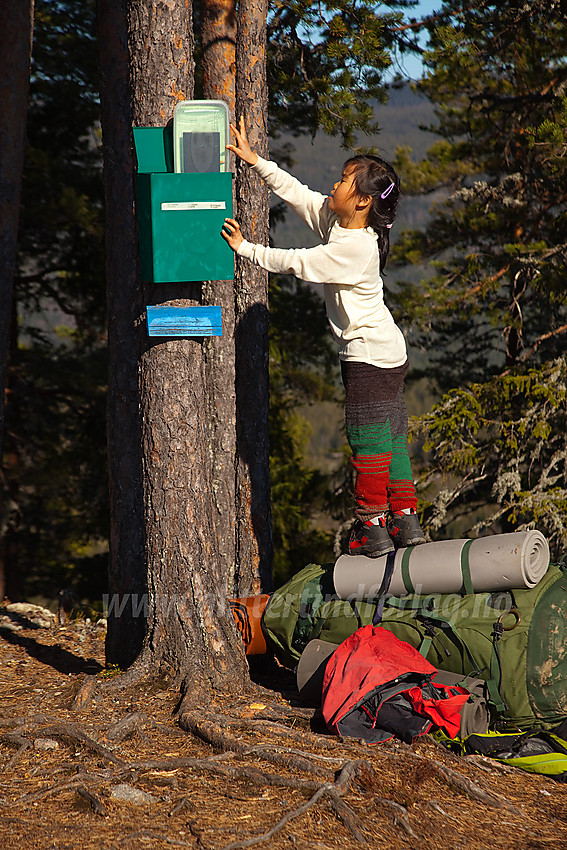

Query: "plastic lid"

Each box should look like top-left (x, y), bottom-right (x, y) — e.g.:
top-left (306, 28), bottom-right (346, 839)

top-left (173, 100), bottom-right (230, 173)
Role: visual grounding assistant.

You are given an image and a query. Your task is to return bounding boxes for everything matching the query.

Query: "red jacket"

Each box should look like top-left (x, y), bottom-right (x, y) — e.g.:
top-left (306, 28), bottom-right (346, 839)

top-left (321, 625), bottom-right (470, 743)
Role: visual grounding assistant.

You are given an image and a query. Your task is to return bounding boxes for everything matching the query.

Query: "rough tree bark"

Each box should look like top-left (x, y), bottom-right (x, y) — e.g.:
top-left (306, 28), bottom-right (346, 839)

top-left (200, 0), bottom-right (273, 597)
top-left (234, 0), bottom-right (273, 595)
top-left (0, 0), bottom-right (34, 601)
top-left (200, 0), bottom-right (239, 594)
top-left (201, 0), bottom-right (237, 106)
top-left (97, 0), bottom-right (249, 697)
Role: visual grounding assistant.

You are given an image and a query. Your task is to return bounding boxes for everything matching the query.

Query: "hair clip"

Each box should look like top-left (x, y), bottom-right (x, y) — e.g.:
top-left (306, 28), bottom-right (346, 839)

top-left (386, 223), bottom-right (393, 229)
top-left (381, 182), bottom-right (395, 199)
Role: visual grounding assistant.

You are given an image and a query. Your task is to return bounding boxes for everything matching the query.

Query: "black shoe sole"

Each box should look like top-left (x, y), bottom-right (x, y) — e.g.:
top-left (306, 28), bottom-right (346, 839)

top-left (393, 536), bottom-right (426, 548)
top-left (347, 543), bottom-right (395, 558)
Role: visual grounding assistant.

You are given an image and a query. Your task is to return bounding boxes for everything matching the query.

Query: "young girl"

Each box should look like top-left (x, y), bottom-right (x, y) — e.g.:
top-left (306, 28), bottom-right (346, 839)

top-left (222, 118), bottom-right (426, 557)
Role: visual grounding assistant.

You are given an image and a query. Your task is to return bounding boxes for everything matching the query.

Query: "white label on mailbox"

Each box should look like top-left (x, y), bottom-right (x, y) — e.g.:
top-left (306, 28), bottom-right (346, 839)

top-left (161, 201), bottom-right (226, 211)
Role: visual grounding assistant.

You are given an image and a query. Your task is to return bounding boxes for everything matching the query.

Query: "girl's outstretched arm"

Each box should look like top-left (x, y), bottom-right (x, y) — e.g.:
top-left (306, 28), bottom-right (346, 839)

top-left (227, 117), bottom-right (331, 240)
top-left (225, 117), bottom-right (258, 166)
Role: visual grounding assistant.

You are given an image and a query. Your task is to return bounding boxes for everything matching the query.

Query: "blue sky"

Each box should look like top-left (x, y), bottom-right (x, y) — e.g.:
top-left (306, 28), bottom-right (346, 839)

top-left (412, 0), bottom-right (441, 12)
top-left (387, 0), bottom-right (442, 80)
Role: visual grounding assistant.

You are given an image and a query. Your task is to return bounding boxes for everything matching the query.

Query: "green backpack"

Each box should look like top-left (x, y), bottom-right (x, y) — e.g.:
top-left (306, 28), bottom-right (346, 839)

top-left (262, 561), bottom-right (567, 730)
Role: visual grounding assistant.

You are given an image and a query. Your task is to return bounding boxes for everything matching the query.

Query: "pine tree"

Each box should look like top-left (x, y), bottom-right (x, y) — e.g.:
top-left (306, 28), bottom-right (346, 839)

top-left (267, 0), bottom-right (415, 145)
top-left (1, 0), bottom-right (108, 603)
top-left (391, 0), bottom-right (567, 554)
top-left (2, 0), bottom-right (432, 608)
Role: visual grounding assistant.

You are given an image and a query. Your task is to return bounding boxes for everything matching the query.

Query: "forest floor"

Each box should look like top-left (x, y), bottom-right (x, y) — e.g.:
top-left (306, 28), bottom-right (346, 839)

top-left (1, 607), bottom-right (566, 850)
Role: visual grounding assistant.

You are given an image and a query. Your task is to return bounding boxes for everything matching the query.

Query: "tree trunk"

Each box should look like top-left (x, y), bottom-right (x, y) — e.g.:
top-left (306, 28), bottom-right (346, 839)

top-left (200, 0), bottom-right (239, 594)
top-left (0, 301), bottom-right (23, 603)
top-left (234, 0), bottom-right (273, 594)
top-left (200, 0), bottom-right (273, 598)
top-left (201, 0), bottom-right (237, 105)
top-left (98, 0), bottom-right (249, 696)
top-left (0, 0), bottom-right (34, 601)
top-left (97, 0), bottom-right (147, 669)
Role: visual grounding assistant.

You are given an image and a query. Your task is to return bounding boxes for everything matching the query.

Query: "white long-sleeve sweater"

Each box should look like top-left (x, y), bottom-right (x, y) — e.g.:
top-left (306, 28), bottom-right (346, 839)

top-left (237, 156), bottom-right (407, 369)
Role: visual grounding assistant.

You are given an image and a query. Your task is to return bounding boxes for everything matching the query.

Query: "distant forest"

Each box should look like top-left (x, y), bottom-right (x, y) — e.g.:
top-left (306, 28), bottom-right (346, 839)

top-left (272, 85), bottom-right (438, 249)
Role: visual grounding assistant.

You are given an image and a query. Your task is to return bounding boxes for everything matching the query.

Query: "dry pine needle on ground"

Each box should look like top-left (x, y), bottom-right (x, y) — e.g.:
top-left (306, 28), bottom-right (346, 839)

top-left (0, 609), bottom-right (566, 849)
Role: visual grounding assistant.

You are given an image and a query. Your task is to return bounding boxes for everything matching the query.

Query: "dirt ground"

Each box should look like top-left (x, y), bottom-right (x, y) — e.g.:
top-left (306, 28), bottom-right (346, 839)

top-left (1, 608), bottom-right (567, 850)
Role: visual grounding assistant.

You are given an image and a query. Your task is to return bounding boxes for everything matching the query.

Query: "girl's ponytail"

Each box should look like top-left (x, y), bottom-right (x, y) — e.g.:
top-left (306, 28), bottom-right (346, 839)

top-left (344, 155), bottom-right (400, 270)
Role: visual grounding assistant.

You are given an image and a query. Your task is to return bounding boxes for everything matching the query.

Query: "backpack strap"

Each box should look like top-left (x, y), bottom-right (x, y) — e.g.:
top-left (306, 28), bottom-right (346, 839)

top-left (372, 550), bottom-right (397, 626)
top-left (416, 609), bottom-right (507, 714)
top-left (385, 587), bottom-right (508, 714)
top-left (293, 575), bottom-right (333, 653)
top-left (488, 608), bottom-right (520, 713)
top-left (400, 546), bottom-right (416, 593)
top-left (401, 539), bottom-right (475, 596)
top-left (416, 610), bottom-right (479, 669)
top-left (460, 539), bottom-right (474, 595)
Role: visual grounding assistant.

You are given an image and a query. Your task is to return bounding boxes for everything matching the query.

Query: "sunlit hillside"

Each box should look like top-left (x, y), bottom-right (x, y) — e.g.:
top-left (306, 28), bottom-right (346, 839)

top-left (269, 84), bottom-right (438, 249)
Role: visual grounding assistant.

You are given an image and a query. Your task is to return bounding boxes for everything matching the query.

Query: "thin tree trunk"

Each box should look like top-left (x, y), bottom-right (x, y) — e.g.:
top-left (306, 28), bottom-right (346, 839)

top-left (201, 0), bottom-right (237, 105)
top-left (0, 0), bottom-right (34, 601)
top-left (201, 0), bottom-right (238, 593)
top-left (0, 302), bottom-right (23, 603)
top-left (234, 0), bottom-right (273, 594)
top-left (97, 0), bottom-right (147, 669)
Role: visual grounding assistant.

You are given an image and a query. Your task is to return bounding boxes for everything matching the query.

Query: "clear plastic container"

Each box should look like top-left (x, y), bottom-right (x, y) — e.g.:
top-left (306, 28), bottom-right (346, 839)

top-left (173, 100), bottom-right (230, 174)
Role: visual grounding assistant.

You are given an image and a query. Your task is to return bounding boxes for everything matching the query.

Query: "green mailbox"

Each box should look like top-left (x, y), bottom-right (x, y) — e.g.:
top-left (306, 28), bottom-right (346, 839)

top-left (133, 121), bottom-right (234, 283)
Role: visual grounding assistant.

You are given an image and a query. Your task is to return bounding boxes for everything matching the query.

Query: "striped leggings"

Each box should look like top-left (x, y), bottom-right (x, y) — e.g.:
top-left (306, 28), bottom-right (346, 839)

top-left (341, 359), bottom-right (417, 521)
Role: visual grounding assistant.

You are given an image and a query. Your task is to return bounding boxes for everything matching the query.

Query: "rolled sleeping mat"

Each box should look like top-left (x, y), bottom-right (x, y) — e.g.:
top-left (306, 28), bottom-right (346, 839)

top-left (333, 530), bottom-right (550, 600)
top-left (297, 640), bottom-right (491, 737)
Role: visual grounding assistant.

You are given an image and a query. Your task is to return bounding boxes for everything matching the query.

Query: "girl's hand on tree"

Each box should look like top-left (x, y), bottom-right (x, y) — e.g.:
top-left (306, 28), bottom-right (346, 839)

top-left (226, 116), bottom-right (258, 166)
top-left (221, 218), bottom-right (244, 252)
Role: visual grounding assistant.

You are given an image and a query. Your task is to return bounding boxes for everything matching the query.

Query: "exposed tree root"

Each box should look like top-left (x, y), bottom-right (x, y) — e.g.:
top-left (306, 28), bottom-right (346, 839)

top-left (0, 732), bottom-right (33, 772)
top-left (0, 694), bottom-right (529, 849)
top-left (105, 711), bottom-right (152, 743)
top-left (425, 799), bottom-right (459, 820)
top-left (429, 757), bottom-right (521, 812)
top-left (2, 706), bottom-right (417, 847)
top-left (1, 715), bottom-right (129, 769)
top-left (220, 784), bottom-right (335, 850)
top-left (137, 755), bottom-right (325, 791)
top-left (328, 792), bottom-right (369, 845)
top-left (221, 784), bottom-right (347, 850)
top-left (376, 798), bottom-right (417, 838)
top-left (71, 675), bottom-right (98, 711)
top-left (376, 743), bottom-right (520, 812)
top-left (97, 647), bottom-right (169, 693)
top-left (14, 776), bottom-right (101, 806)
top-left (205, 711), bottom-right (334, 748)
top-left (75, 784), bottom-right (109, 816)
top-left (219, 761), bottom-right (371, 850)
top-left (178, 713), bottom-right (329, 776)
top-left (178, 706), bottom-right (519, 814)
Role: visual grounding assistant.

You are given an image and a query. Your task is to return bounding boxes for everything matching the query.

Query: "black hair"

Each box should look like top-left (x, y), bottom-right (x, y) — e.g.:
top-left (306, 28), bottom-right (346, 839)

top-left (343, 154), bottom-right (400, 270)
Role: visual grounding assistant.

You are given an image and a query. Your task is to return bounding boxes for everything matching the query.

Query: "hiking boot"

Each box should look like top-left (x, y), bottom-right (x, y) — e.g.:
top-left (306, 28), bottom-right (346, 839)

top-left (347, 518), bottom-right (395, 558)
top-left (388, 511), bottom-right (426, 548)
